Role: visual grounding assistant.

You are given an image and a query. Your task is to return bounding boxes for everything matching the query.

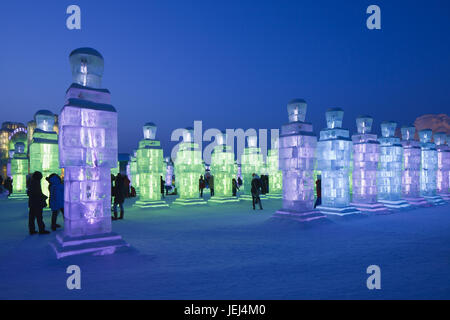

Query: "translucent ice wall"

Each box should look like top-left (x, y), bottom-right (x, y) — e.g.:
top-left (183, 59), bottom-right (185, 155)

top-left (419, 129), bottom-right (438, 197)
top-left (434, 132), bottom-right (449, 195)
top-left (401, 126), bottom-right (421, 198)
top-left (240, 135), bottom-right (264, 195)
top-left (11, 142), bottom-right (27, 194)
top-left (377, 121), bottom-right (403, 201)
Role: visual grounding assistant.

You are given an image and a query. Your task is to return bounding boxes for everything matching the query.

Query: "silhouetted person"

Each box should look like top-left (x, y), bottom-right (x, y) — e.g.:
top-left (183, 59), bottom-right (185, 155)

top-left (209, 175), bottom-right (215, 197)
top-left (160, 176), bottom-right (165, 199)
top-left (237, 176), bottom-right (243, 187)
top-left (4, 177), bottom-right (12, 195)
top-left (123, 175), bottom-right (131, 198)
top-left (251, 173), bottom-right (263, 210)
top-left (111, 174), bottom-right (115, 206)
top-left (113, 173), bottom-right (126, 220)
top-left (232, 178), bottom-right (239, 197)
top-left (47, 174), bottom-right (64, 231)
top-left (27, 171), bottom-right (49, 235)
top-left (0, 175), bottom-right (3, 186)
top-left (314, 175), bottom-right (322, 208)
top-left (199, 175), bottom-right (206, 198)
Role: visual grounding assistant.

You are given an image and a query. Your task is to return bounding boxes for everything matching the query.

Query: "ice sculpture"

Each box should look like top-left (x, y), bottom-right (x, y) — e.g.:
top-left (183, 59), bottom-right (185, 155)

top-left (400, 126), bottom-right (428, 206)
top-left (239, 134), bottom-right (264, 200)
top-left (134, 123), bottom-right (168, 208)
top-left (350, 116), bottom-right (387, 212)
top-left (316, 108), bottom-right (359, 215)
top-left (209, 131), bottom-right (239, 203)
top-left (435, 132), bottom-right (450, 201)
top-left (377, 121), bottom-right (410, 209)
top-left (9, 142), bottom-right (28, 199)
top-left (418, 129), bottom-right (445, 205)
top-left (273, 99), bottom-right (325, 222)
top-left (29, 110), bottom-right (61, 206)
top-left (265, 137), bottom-right (283, 199)
top-left (165, 157), bottom-right (174, 189)
top-left (173, 127), bottom-right (206, 205)
top-left (129, 150), bottom-right (139, 195)
top-left (51, 47), bottom-right (128, 258)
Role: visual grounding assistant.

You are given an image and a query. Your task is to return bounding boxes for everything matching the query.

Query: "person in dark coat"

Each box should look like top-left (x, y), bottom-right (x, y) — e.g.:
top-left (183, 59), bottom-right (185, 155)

top-left (113, 173), bottom-right (126, 220)
top-left (27, 171), bottom-right (50, 235)
top-left (251, 173), bottom-right (263, 210)
top-left (199, 175), bottom-right (206, 198)
top-left (160, 176), bottom-right (165, 199)
top-left (123, 175), bottom-right (131, 198)
top-left (4, 177), bottom-right (13, 195)
top-left (209, 175), bottom-right (215, 197)
top-left (237, 176), bottom-right (243, 187)
top-left (0, 175), bottom-right (3, 186)
top-left (314, 175), bottom-right (322, 208)
top-left (232, 178), bottom-right (239, 197)
top-left (47, 174), bottom-right (64, 231)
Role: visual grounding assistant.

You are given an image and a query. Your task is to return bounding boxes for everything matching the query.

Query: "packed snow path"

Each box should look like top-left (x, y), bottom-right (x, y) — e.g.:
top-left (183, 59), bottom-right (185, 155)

top-left (0, 196), bottom-right (449, 299)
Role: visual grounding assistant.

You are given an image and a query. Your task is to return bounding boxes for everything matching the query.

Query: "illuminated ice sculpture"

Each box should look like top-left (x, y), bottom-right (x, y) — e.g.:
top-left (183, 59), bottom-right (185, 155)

top-left (173, 127), bottom-right (206, 205)
top-left (418, 129), bottom-right (445, 205)
top-left (400, 126), bottom-right (428, 206)
top-left (29, 110), bottom-right (60, 205)
top-left (209, 131), bottom-right (239, 203)
top-left (350, 116), bottom-right (387, 212)
top-left (165, 157), bottom-right (174, 189)
top-left (239, 135), bottom-right (264, 201)
top-left (377, 121), bottom-right (410, 209)
top-left (435, 132), bottom-right (450, 201)
top-left (9, 142), bottom-right (28, 199)
top-left (51, 47), bottom-right (128, 258)
top-left (129, 150), bottom-right (139, 195)
top-left (265, 137), bottom-right (283, 199)
top-left (273, 99), bottom-right (325, 222)
top-left (134, 123), bottom-right (168, 208)
top-left (316, 108), bottom-right (359, 215)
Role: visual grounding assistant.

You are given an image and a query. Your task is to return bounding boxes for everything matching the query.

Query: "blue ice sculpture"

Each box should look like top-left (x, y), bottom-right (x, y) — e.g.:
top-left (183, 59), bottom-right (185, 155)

top-left (434, 132), bottom-right (449, 201)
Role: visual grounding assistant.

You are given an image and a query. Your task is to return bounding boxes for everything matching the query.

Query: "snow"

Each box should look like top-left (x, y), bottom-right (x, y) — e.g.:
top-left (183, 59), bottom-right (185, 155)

top-left (0, 195), bottom-right (449, 299)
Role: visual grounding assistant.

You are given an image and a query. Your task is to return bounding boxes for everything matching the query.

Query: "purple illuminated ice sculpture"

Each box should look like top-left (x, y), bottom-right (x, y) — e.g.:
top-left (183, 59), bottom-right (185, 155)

top-left (435, 132), bottom-right (450, 201)
top-left (273, 99), bottom-right (326, 222)
top-left (50, 48), bottom-right (129, 258)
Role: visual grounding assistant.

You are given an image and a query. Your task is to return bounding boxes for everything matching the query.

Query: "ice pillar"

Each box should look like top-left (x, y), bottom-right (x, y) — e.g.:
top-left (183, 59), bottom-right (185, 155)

top-left (435, 132), bottom-right (450, 201)
top-left (9, 142), bottom-right (28, 199)
top-left (209, 132), bottom-right (239, 203)
top-left (173, 128), bottom-right (206, 205)
top-left (239, 135), bottom-right (264, 200)
top-left (419, 129), bottom-right (445, 205)
top-left (266, 136), bottom-right (283, 199)
top-left (134, 123), bottom-right (168, 208)
top-left (316, 108), bottom-right (359, 215)
top-left (273, 99), bottom-right (326, 222)
top-left (51, 47), bottom-right (128, 258)
top-left (350, 116), bottom-right (387, 212)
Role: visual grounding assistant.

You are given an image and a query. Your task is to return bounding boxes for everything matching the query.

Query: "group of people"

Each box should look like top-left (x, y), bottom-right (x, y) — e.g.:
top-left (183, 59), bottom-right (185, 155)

top-left (111, 173), bottom-right (131, 220)
top-left (198, 174), bottom-right (215, 198)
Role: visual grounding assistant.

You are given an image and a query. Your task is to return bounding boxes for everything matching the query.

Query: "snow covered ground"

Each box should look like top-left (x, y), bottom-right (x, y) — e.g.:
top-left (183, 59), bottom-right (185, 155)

top-left (0, 194), bottom-right (449, 300)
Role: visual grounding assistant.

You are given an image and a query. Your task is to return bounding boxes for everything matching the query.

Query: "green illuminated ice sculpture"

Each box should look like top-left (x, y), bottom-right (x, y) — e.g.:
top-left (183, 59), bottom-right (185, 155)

top-left (9, 142), bottom-right (28, 199)
top-left (266, 137), bottom-right (282, 199)
top-left (240, 135), bottom-right (264, 201)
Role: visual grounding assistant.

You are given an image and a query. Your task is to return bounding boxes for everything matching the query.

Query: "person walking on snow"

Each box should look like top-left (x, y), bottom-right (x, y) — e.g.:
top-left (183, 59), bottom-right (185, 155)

top-left (199, 175), bottom-right (206, 198)
top-left (113, 173), bottom-right (126, 220)
top-left (251, 173), bottom-right (263, 210)
top-left (27, 171), bottom-right (50, 235)
top-left (47, 174), bottom-right (64, 231)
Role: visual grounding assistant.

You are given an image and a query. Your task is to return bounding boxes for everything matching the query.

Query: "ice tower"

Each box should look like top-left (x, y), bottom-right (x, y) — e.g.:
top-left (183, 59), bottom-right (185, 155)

top-left (350, 116), bottom-right (387, 212)
top-left (51, 47), bottom-right (128, 258)
top-left (240, 135), bottom-right (264, 201)
top-left (209, 131), bottom-right (239, 203)
top-left (29, 110), bottom-right (60, 205)
top-left (316, 108), bottom-right (359, 215)
top-left (134, 123), bottom-right (168, 208)
top-left (173, 128), bottom-right (206, 205)
top-left (9, 142), bottom-right (28, 199)
top-left (273, 99), bottom-right (325, 222)
top-left (377, 121), bottom-right (410, 209)
top-left (435, 132), bottom-right (450, 201)
top-left (419, 129), bottom-right (445, 205)
top-left (400, 126), bottom-right (428, 206)
top-left (265, 137), bottom-right (283, 199)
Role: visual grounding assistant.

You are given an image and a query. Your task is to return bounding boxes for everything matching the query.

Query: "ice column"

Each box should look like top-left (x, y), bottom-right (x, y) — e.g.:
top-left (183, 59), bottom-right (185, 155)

top-left (316, 108), bottom-right (359, 215)
top-left (266, 137), bottom-right (283, 199)
top-left (9, 142), bottom-right (28, 199)
top-left (350, 116), bottom-right (387, 212)
top-left (209, 131), bottom-right (239, 203)
top-left (240, 135), bottom-right (264, 200)
top-left (134, 123), bottom-right (168, 208)
top-left (435, 132), bottom-right (449, 201)
top-left (51, 47), bottom-right (128, 259)
top-left (29, 110), bottom-right (60, 205)
top-left (165, 157), bottom-right (174, 190)
top-left (377, 121), bottom-right (410, 209)
top-left (173, 128), bottom-right (206, 205)
top-left (273, 99), bottom-right (325, 222)
top-left (419, 129), bottom-right (445, 205)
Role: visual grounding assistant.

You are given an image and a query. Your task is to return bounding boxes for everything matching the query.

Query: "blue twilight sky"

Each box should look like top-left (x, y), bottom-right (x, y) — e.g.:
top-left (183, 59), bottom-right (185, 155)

top-left (1, 0), bottom-right (449, 156)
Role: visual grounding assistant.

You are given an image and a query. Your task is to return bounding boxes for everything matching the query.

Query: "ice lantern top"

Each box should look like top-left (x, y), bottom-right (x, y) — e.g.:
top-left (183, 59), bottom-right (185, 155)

top-left (143, 122), bottom-right (157, 140)
top-left (356, 115), bottom-right (373, 134)
top-left (69, 47), bottom-right (104, 88)
top-left (326, 108), bottom-right (344, 129)
top-left (381, 121), bottom-right (397, 138)
top-left (401, 126), bottom-right (415, 141)
top-left (287, 99), bottom-right (307, 123)
top-left (183, 127), bottom-right (194, 143)
top-left (419, 129), bottom-right (433, 143)
top-left (14, 142), bottom-right (25, 154)
top-left (247, 135), bottom-right (257, 148)
top-left (34, 110), bottom-right (55, 131)
top-left (434, 132), bottom-right (447, 146)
